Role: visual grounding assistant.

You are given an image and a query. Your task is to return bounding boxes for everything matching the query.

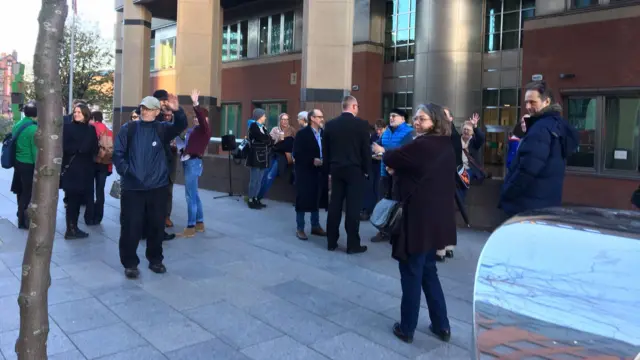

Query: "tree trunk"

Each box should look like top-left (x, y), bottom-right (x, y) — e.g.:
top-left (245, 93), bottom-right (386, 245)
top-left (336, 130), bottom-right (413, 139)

top-left (15, 1), bottom-right (68, 359)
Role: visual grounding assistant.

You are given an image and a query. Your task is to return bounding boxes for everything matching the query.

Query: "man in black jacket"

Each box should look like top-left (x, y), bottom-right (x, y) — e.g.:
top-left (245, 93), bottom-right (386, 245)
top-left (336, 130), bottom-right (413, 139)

top-left (322, 95), bottom-right (371, 254)
top-left (113, 95), bottom-right (187, 279)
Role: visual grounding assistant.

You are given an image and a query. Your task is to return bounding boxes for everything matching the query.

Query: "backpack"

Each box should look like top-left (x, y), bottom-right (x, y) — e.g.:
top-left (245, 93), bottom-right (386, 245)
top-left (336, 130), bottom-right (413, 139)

top-left (1, 121), bottom-right (36, 169)
top-left (95, 127), bottom-right (114, 164)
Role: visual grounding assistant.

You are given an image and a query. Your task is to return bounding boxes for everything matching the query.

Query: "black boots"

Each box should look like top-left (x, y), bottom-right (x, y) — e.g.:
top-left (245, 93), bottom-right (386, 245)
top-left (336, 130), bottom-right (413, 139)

top-left (248, 198), bottom-right (262, 209)
top-left (65, 218), bottom-right (88, 240)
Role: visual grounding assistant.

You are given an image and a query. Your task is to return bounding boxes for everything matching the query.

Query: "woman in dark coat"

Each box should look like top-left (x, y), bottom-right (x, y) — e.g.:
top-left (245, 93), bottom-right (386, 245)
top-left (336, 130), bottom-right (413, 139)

top-left (60, 104), bottom-right (98, 239)
top-left (292, 110), bottom-right (328, 240)
top-left (383, 103), bottom-right (455, 344)
top-left (246, 108), bottom-right (274, 209)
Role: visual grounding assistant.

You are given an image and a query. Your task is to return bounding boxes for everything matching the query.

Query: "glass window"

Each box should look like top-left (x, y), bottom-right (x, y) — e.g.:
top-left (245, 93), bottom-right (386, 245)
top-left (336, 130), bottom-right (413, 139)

top-left (485, 0), bottom-right (502, 14)
top-left (271, 15), bottom-right (281, 54)
top-left (397, 13), bottom-right (410, 30)
top-left (150, 43), bottom-right (155, 71)
top-left (503, 0), bottom-right (520, 12)
top-left (483, 108), bottom-right (500, 126)
top-left (259, 17), bottom-right (269, 55)
top-left (240, 21), bottom-right (248, 58)
top-left (502, 12), bottom-right (520, 31)
top-left (221, 103), bottom-right (242, 136)
top-left (485, 33), bottom-right (500, 52)
top-left (566, 97), bottom-right (597, 168)
top-left (158, 37), bottom-right (176, 69)
top-left (394, 93), bottom-right (407, 108)
top-left (573, 0), bottom-right (598, 8)
top-left (522, 0), bottom-right (535, 9)
top-left (283, 12), bottom-right (294, 52)
top-left (499, 107), bottom-right (518, 126)
top-left (604, 97), bottom-right (640, 171)
top-left (484, 1), bottom-right (534, 53)
top-left (229, 24), bottom-right (239, 60)
top-left (500, 89), bottom-right (518, 107)
top-left (501, 31), bottom-right (519, 50)
top-left (384, 0), bottom-right (415, 64)
top-left (483, 89), bottom-right (499, 107)
top-left (398, 0), bottom-right (410, 13)
top-left (486, 13), bottom-right (501, 35)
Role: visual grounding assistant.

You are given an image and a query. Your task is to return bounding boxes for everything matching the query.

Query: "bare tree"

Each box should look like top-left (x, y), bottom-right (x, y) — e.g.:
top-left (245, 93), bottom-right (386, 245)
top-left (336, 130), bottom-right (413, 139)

top-left (15, 0), bottom-right (67, 359)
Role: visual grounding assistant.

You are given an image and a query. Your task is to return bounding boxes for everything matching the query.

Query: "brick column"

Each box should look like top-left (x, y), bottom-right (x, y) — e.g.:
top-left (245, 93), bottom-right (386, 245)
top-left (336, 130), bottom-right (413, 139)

top-left (175, 0), bottom-right (223, 141)
top-left (117, 0), bottom-right (152, 134)
top-left (300, 0), bottom-right (355, 119)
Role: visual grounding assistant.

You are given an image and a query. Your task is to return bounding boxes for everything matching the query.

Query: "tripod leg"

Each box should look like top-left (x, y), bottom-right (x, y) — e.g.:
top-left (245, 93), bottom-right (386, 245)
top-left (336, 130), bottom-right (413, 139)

top-left (228, 152), bottom-right (233, 196)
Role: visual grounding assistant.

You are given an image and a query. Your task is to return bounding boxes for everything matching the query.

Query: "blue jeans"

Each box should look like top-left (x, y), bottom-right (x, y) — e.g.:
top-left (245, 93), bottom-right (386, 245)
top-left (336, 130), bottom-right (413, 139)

top-left (258, 157), bottom-right (279, 199)
top-left (248, 167), bottom-right (267, 198)
top-left (398, 250), bottom-right (450, 337)
top-left (183, 158), bottom-right (204, 227)
top-left (296, 211), bottom-right (320, 231)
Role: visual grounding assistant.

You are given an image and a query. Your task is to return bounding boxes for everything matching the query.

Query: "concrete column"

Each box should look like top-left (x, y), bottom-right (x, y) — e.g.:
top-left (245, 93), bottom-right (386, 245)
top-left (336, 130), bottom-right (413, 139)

top-left (175, 0), bottom-right (223, 138)
top-left (412, 0), bottom-right (483, 124)
top-left (117, 0), bottom-right (151, 134)
top-left (300, 0), bottom-right (355, 119)
top-left (113, 10), bottom-right (123, 126)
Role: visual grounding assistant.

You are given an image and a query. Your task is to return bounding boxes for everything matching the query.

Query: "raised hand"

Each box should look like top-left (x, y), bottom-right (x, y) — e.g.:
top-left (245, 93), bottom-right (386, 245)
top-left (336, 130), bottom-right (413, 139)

top-left (190, 89), bottom-right (200, 104)
top-left (469, 113), bottom-right (480, 127)
top-left (167, 93), bottom-right (179, 111)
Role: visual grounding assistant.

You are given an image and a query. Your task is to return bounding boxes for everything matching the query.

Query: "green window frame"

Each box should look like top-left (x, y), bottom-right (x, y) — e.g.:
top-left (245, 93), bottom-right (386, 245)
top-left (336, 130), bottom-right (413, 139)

top-left (220, 103), bottom-right (242, 137)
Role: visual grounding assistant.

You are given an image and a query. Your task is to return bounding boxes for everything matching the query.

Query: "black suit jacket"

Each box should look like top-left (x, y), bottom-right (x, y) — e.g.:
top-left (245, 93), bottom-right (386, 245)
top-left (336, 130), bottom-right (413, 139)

top-left (322, 112), bottom-right (371, 175)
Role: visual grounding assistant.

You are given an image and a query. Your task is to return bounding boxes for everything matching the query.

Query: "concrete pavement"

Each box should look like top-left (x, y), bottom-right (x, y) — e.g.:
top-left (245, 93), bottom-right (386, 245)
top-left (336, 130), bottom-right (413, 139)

top-left (0, 168), bottom-right (488, 359)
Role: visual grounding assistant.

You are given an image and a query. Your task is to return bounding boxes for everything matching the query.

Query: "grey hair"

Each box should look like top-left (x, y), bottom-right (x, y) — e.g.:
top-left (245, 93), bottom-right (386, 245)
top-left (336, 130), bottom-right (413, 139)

top-left (297, 111), bottom-right (308, 122)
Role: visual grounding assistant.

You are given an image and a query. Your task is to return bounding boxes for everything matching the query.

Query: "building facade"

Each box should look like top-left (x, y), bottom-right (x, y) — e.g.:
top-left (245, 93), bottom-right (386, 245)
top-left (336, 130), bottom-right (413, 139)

top-left (113, 0), bottom-right (640, 225)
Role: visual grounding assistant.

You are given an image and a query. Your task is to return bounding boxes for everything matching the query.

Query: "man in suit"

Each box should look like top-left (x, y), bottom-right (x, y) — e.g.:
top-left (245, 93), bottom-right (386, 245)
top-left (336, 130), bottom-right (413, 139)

top-left (322, 96), bottom-right (371, 254)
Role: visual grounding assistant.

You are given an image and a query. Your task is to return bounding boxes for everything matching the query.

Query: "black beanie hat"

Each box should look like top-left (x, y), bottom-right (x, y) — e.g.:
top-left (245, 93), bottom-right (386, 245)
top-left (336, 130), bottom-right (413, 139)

top-left (153, 89), bottom-right (169, 101)
top-left (390, 108), bottom-right (408, 120)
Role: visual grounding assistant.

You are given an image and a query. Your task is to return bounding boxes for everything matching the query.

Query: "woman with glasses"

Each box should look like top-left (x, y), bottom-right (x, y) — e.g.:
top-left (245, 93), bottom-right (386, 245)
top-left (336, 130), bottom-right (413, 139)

top-left (257, 113), bottom-right (296, 202)
top-left (383, 103), bottom-right (454, 344)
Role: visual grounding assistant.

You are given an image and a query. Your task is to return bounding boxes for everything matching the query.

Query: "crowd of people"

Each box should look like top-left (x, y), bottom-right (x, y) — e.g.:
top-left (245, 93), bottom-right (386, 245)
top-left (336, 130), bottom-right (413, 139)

top-left (7, 80), bottom-right (579, 346)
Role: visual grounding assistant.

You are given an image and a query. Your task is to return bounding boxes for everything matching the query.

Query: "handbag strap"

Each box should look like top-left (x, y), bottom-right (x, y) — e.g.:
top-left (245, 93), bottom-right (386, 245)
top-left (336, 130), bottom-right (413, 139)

top-left (61, 154), bottom-right (77, 177)
top-left (462, 148), bottom-right (486, 176)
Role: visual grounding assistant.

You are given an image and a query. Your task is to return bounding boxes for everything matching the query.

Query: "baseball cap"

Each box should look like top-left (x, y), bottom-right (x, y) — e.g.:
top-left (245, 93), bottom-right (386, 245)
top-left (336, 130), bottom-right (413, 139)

top-left (139, 96), bottom-right (161, 110)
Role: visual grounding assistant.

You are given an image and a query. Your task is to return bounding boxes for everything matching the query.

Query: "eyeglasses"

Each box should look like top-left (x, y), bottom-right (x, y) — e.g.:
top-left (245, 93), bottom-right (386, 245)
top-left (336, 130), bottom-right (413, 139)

top-left (281, 118), bottom-right (289, 121)
top-left (413, 116), bottom-right (429, 123)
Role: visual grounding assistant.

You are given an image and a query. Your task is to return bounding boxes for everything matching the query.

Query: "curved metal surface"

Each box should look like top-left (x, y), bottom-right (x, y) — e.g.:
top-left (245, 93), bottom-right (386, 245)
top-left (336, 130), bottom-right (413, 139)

top-left (412, 0), bottom-right (483, 120)
top-left (473, 207), bottom-right (640, 359)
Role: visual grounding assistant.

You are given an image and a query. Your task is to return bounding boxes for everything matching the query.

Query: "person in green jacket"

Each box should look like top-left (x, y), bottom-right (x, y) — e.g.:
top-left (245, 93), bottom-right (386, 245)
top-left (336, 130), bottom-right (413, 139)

top-left (10, 103), bottom-right (38, 229)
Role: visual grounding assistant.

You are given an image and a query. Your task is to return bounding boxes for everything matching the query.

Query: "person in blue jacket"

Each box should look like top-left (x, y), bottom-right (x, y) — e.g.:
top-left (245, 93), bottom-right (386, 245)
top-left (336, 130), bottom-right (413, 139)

top-left (113, 95), bottom-right (187, 279)
top-left (500, 81), bottom-right (578, 218)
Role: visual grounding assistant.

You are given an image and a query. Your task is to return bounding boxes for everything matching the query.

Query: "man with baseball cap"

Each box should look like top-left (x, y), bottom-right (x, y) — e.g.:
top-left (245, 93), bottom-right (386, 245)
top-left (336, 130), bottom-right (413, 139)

top-left (113, 94), bottom-right (187, 279)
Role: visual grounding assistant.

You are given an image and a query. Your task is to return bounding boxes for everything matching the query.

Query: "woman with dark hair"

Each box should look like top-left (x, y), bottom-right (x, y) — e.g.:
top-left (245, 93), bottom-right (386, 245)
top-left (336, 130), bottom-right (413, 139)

top-left (383, 103), bottom-right (455, 344)
top-left (60, 104), bottom-right (98, 239)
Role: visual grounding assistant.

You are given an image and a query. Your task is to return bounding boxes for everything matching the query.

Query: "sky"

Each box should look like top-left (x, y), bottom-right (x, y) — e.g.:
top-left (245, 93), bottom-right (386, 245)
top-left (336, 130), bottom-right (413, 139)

top-left (1, 0), bottom-right (116, 70)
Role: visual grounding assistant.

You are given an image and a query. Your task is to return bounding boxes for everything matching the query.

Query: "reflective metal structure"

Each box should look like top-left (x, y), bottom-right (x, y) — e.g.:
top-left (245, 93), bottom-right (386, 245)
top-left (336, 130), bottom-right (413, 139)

top-left (473, 207), bottom-right (640, 359)
top-left (413, 0), bottom-right (483, 122)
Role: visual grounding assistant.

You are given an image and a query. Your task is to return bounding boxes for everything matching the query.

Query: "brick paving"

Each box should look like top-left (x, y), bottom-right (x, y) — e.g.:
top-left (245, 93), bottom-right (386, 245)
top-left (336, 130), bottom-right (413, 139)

top-left (0, 169), bottom-right (489, 359)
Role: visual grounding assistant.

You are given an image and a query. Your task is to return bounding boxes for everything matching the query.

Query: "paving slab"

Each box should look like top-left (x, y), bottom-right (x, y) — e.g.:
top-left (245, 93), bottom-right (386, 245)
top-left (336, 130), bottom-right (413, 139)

top-left (0, 168), bottom-right (488, 359)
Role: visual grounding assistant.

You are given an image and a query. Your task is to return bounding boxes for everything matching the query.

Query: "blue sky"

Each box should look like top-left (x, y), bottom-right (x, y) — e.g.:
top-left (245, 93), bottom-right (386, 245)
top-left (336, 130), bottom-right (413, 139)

top-left (1, 0), bottom-right (116, 69)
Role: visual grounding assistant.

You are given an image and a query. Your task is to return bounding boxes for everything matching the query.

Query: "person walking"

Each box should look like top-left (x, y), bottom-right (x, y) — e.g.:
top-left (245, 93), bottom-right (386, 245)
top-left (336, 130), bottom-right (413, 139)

top-left (113, 95), bottom-right (187, 279)
top-left (177, 89), bottom-right (212, 238)
top-left (323, 96), bottom-right (371, 254)
top-left (383, 103), bottom-right (454, 344)
top-left (10, 102), bottom-right (38, 229)
top-left (60, 104), bottom-right (99, 239)
top-left (292, 109), bottom-right (328, 240)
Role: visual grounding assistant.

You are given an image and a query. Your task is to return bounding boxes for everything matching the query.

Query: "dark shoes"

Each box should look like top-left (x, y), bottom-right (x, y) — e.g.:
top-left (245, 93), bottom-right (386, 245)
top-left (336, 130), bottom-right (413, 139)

top-left (392, 323), bottom-right (413, 344)
top-left (163, 232), bottom-right (176, 241)
top-left (436, 254), bottom-right (446, 262)
top-left (257, 199), bottom-right (267, 208)
top-left (347, 245), bottom-right (368, 255)
top-left (446, 250), bottom-right (454, 258)
top-left (429, 324), bottom-right (451, 342)
top-left (248, 198), bottom-right (261, 209)
top-left (124, 263), bottom-right (167, 278)
top-left (327, 243), bottom-right (338, 251)
top-left (124, 267), bottom-right (140, 279)
top-left (149, 263), bottom-right (167, 274)
top-left (393, 323), bottom-right (451, 343)
top-left (370, 232), bottom-right (389, 243)
top-left (65, 228), bottom-right (89, 240)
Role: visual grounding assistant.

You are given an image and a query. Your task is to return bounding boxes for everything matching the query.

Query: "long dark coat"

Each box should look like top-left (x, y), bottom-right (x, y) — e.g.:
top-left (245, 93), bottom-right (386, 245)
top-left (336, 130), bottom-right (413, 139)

top-left (246, 122), bottom-right (273, 169)
top-left (60, 121), bottom-right (98, 194)
top-left (293, 126), bottom-right (329, 212)
top-left (383, 135), bottom-right (457, 262)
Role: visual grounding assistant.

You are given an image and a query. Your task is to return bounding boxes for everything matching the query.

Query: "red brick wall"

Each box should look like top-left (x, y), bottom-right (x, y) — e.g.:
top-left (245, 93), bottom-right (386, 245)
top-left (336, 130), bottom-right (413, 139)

top-left (522, 16), bottom-right (640, 104)
top-left (523, 16), bottom-right (640, 210)
top-left (352, 51), bottom-right (384, 124)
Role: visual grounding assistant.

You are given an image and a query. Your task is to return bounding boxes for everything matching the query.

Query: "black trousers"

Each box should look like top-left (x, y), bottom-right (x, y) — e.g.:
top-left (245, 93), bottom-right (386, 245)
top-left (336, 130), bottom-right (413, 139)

top-left (119, 186), bottom-right (169, 269)
top-left (327, 166), bottom-right (365, 249)
top-left (88, 164), bottom-right (109, 223)
top-left (65, 191), bottom-right (85, 230)
top-left (15, 161), bottom-right (35, 226)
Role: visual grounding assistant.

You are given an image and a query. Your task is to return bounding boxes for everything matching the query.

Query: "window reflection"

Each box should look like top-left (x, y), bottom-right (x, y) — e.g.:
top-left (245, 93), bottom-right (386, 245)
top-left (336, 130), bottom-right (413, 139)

top-left (158, 37), bottom-right (176, 69)
top-left (484, 0), bottom-right (534, 52)
top-left (566, 97), bottom-right (596, 168)
top-left (604, 97), bottom-right (640, 171)
top-left (384, 0), bottom-right (416, 64)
